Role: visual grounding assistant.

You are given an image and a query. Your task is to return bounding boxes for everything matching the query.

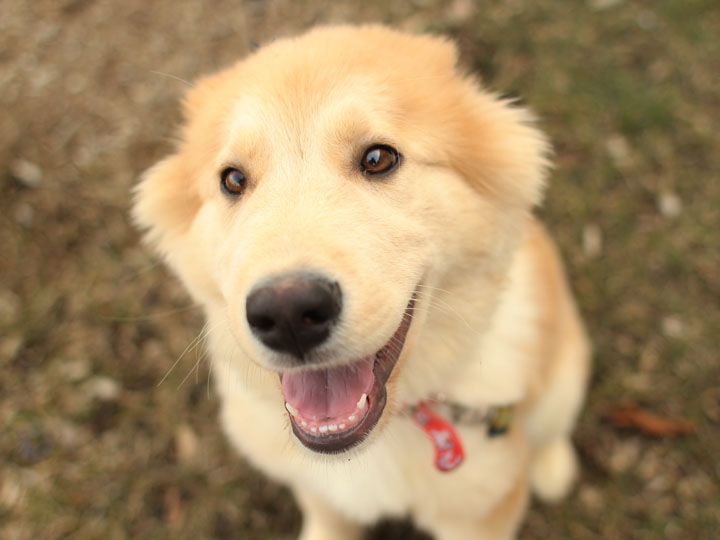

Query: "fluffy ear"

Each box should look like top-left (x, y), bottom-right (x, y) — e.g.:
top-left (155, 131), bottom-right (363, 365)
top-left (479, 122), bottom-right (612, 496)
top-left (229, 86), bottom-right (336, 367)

top-left (448, 83), bottom-right (551, 210)
top-left (131, 154), bottom-right (202, 255)
top-left (391, 33), bottom-right (551, 209)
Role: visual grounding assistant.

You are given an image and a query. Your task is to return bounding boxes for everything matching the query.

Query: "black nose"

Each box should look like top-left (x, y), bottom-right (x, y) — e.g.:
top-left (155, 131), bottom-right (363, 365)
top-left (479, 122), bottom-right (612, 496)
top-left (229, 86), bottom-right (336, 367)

top-left (245, 274), bottom-right (342, 359)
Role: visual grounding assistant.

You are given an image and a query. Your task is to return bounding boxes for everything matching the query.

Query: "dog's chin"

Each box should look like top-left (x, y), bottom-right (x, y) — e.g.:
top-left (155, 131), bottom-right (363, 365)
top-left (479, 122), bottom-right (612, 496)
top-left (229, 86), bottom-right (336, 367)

top-left (280, 295), bottom-right (415, 454)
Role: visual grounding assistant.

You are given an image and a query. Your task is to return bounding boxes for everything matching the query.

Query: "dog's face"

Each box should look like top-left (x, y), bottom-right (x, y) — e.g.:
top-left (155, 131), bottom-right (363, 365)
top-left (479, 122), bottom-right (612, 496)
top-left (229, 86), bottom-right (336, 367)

top-left (134, 26), bottom-right (547, 454)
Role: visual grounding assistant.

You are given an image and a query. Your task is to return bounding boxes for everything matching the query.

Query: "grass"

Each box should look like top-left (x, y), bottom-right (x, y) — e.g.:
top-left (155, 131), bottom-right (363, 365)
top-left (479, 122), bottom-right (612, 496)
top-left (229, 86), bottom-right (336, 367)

top-left (1, 0), bottom-right (718, 538)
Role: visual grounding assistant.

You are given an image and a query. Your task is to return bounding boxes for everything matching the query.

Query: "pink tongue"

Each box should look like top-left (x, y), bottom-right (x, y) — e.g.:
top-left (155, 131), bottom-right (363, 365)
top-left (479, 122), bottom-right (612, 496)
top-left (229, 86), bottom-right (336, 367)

top-left (281, 357), bottom-right (375, 420)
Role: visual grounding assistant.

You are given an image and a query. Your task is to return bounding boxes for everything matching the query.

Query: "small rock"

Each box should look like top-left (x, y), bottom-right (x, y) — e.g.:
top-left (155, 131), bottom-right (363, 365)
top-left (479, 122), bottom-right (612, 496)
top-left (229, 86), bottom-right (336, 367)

top-left (14, 202), bottom-right (34, 227)
top-left (624, 372), bottom-right (652, 392)
top-left (0, 289), bottom-right (20, 325)
top-left (9, 159), bottom-right (42, 188)
top-left (637, 9), bottom-right (658, 30)
top-left (448, 0), bottom-right (475, 22)
top-left (636, 447), bottom-right (663, 481)
top-left (0, 335), bottom-right (23, 361)
top-left (639, 343), bottom-right (659, 371)
top-left (609, 439), bottom-right (640, 473)
top-left (661, 316), bottom-right (684, 339)
top-left (54, 420), bottom-right (85, 448)
top-left (0, 472), bottom-right (23, 509)
top-left (647, 473), bottom-right (671, 493)
top-left (58, 359), bottom-right (91, 382)
top-left (657, 191), bottom-right (682, 218)
top-left (582, 224), bottom-right (603, 258)
top-left (589, 0), bottom-right (623, 10)
top-left (579, 485), bottom-right (603, 511)
top-left (175, 423), bottom-right (199, 466)
top-left (83, 376), bottom-right (121, 401)
top-left (606, 134), bottom-right (632, 167)
top-left (677, 472), bottom-right (714, 499)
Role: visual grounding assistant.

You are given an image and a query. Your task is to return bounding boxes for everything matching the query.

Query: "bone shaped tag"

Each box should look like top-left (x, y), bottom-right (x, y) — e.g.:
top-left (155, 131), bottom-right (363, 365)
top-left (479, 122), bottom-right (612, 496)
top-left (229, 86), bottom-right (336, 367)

top-left (411, 402), bottom-right (465, 472)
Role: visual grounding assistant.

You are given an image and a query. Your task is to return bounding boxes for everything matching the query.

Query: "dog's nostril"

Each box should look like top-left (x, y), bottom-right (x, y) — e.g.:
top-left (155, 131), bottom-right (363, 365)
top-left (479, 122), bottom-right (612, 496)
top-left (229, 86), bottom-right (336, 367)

top-left (302, 309), bottom-right (330, 326)
top-left (246, 273), bottom-right (342, 359)
top-left (251, 316), bottom-right (275, 331)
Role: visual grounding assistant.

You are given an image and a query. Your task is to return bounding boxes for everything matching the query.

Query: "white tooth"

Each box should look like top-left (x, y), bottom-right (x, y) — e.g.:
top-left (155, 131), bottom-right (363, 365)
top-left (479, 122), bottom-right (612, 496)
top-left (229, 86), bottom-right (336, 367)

top-left (301, 420), bottom-right (307, 427)
top-left (348, 415), bottom-right (356, 422)
top-left (328, 424), bottom-right (338, 432)
top-left (356, 393), bottom-right (367, 410)
top-left (319, 425), bottom-right (329, 434)
top-left (339, 423), bottom-right (346, 430)
top-left (311, 426), bottom-right (317, 433)
top-left (285, 402), bottom-right (299, 417)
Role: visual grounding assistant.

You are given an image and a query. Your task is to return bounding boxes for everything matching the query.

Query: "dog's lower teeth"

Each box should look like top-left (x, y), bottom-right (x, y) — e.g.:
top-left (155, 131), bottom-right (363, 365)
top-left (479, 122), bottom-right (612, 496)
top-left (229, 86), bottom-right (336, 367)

top-left (288, 393), bottom-right (373, 437)
top-left (285, 402), bottom-right (299, 417)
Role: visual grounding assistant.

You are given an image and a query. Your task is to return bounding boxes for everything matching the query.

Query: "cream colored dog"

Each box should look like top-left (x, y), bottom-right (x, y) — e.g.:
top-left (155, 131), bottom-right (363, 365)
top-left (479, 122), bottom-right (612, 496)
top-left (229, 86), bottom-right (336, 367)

top-left (133, 25), bottom-right (590, 540)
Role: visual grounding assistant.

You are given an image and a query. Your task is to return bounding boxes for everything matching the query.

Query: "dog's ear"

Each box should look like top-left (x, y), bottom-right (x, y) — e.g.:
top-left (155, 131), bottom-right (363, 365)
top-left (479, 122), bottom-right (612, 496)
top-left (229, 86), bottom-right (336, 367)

top-left (132, 153), bottom-right (202, 255)
top-left (447, 85), bottom-right (551, 209)
top-left (132, 65), bottom-right (234, 257)
top-left (390, 30), bottom-right (551, 210)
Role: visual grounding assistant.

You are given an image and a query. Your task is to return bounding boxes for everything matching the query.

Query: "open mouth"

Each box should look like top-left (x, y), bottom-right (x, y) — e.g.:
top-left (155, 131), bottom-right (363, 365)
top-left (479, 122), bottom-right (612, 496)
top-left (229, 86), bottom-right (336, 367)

top-left (281, 295), bottom-right (415, 453)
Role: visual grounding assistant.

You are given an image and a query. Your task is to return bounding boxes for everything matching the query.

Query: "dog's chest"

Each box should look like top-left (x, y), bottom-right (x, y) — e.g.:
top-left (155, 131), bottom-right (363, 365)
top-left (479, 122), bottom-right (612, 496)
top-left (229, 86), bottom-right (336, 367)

top-left (318, 417), bottom-right (526, 522)
top-left (219, 386), bottom-right (526, 525)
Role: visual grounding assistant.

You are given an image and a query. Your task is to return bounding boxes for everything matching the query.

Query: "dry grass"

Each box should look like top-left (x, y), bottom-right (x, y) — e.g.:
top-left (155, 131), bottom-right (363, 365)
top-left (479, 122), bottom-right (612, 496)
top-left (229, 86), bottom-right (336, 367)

top-left (1, 1), bottom-right (718, 538)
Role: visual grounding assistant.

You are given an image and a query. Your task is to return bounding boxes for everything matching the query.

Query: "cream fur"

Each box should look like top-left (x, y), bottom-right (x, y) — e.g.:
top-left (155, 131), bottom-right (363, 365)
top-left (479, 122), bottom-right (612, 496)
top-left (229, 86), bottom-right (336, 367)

top-left (133, 25), bottom-right (590, 539)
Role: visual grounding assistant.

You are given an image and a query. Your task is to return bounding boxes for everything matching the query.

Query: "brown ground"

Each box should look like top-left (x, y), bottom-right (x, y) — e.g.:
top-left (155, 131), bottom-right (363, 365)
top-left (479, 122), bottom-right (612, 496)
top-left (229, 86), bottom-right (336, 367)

top-left (1, 1), bottom-right (719, 539)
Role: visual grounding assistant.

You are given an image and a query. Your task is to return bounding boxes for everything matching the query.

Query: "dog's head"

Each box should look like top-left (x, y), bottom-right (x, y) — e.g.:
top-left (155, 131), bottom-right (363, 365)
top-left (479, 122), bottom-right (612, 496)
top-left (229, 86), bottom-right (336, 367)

top-left (133, 25), bottom-right (548, 454)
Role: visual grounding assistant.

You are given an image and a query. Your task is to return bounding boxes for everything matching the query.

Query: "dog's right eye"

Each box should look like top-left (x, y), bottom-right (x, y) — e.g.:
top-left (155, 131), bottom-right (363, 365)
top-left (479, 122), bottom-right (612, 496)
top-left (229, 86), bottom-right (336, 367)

top-left (360, 145), bottom-right (400, 176)
top-left (220, 167), bottom-right (247, 196)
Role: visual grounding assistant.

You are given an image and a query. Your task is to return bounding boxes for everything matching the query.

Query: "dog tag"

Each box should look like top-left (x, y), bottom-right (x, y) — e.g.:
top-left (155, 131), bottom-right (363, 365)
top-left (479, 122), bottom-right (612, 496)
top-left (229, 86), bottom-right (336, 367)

top-left (411, 402), bottom-right (465, 472)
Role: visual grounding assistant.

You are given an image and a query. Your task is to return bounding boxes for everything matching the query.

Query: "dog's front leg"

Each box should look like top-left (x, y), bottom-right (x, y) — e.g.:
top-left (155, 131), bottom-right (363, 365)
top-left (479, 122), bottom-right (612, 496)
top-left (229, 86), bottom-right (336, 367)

top-left (294, 487), bottom-right (364, 540)
top-left (427, 477), bottom-right (529, 540)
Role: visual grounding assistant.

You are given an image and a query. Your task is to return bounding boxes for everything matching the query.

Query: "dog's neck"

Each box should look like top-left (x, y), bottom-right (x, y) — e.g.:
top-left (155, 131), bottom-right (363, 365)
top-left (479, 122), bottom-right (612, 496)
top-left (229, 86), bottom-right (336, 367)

top-left (402, 397), bottom-right (515, 472)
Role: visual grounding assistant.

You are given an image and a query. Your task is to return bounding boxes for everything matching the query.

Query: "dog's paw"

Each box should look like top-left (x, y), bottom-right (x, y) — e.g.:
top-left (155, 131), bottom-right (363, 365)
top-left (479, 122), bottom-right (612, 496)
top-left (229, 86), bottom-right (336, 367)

top-left (529, 438), bottom-right (578, 502)
top-left (299, 528), bottom-right (363, 540)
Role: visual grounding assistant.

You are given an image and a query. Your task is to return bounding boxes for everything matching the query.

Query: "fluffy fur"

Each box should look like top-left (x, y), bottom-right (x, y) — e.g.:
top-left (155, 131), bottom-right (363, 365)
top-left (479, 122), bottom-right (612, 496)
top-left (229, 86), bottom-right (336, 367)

top-left (133, 25), bottom-right (590, 540)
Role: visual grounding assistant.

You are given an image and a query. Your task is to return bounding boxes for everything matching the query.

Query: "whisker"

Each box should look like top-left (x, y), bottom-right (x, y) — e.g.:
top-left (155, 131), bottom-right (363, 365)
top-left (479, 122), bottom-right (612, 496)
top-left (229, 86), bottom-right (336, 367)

top-left (178, 346), bottom-right (211, 389)
top-left (416, 283), bottom-right (457, 295)
top-left (409, 298), bottom-right (454, 317)
top-left (149, 70), bottom-right (193, 87)
top-left (102, 303), bottom-right (200, 322)
top-left (115, 260), bottom-right (164, 283)
top-left (414, 290), bottom-right (481, 336)
top-left (206, 347), bottom-right (216, 399)
top-left (157, 322), bottom-right (211, 387)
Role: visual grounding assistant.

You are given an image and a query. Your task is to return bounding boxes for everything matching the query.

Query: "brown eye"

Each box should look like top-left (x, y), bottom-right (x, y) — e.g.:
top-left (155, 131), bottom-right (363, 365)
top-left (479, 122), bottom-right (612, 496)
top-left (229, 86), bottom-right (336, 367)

top-left (220, 167), bottom-right (246, 195)
top-left (360, 145), bottom-right (400, 176)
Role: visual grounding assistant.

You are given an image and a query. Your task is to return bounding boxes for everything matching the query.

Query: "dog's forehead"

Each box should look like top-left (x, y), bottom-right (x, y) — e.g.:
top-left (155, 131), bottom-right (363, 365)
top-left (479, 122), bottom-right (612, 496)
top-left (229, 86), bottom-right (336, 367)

top-left (220, 79), bottom-right (398, 162)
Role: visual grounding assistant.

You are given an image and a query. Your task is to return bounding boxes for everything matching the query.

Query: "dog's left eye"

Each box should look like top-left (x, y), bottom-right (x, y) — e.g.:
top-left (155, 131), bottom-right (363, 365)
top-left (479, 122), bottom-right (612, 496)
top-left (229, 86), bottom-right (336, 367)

top-left (220, 167), bottom-right (247, 195)
top-left (360, 145), bottom-right (400, 176)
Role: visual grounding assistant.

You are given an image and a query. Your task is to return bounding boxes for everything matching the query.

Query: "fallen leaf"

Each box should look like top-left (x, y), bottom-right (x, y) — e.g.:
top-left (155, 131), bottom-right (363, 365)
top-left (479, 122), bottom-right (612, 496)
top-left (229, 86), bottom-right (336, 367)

top-left (605, 403), bottom-right (695, 437)
top-left (164, 486), bottom-right (184, 531)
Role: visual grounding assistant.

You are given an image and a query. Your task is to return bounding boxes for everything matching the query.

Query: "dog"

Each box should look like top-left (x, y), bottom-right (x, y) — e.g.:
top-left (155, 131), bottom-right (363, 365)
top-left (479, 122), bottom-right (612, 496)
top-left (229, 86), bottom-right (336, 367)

top-left (132, 25), bottom-right (590, 540)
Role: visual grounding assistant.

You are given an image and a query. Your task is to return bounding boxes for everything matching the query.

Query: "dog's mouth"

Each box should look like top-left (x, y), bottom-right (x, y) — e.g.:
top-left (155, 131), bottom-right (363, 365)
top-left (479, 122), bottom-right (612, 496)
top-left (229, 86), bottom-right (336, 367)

top-left (280, 296), bottom-right (415, 454)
